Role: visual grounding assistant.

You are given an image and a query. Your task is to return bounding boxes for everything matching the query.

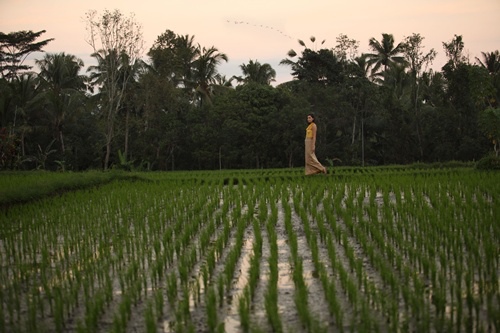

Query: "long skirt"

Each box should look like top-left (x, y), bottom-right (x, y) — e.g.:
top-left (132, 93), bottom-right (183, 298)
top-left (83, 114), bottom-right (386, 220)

top-left (305, 138), bottom-right (326, 175)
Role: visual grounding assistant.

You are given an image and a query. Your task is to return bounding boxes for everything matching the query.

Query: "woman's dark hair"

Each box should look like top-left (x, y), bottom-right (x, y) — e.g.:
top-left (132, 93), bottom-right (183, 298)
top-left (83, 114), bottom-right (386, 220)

top-left (307, 113), bottom-right (315, 122)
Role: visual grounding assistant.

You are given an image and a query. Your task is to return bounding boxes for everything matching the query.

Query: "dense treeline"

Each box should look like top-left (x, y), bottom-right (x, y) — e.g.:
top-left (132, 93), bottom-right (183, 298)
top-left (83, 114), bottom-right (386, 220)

top-left (1, 11), bottom-right (499, 171)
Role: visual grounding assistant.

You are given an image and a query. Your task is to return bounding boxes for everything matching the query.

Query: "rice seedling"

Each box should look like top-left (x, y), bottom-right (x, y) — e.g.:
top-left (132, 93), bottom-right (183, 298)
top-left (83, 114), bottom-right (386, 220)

top-left (206, 286), bottom-right (223, 333)
top-left (264, 215), bottom-right (282, 333)
top-left (144, 299), bottom-right (156, 333)
top-left (238, 286), bottom-right (251, 332)
top-left (0, 167), bottom-right (497, 332)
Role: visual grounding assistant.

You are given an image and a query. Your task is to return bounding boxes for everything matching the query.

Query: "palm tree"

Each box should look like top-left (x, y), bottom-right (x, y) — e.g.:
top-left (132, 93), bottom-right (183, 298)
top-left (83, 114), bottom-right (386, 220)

top-left (191, 45), bottom-right (228, 106)
top-left (476, 50), bottom-right (500, 107)
top-left (4, 73), bottom-right (38, 159)
top-left (212, 74), bottom-right (233, 87)
top-left (175, 34), bottom-right (198, 87)
top-left (382, 63), bottom-right (412, 101)
top-left (366, 33), bottom-right (406, 78)
top-left (35, 52), bottom-right (86, 155)
top-left (88, 50), bottom-right (146, 165)
top-left (351, 54), bottom-right (372, 79)
top-left (234, 60), bottom-right (276, 85)
top-left (476, 50), bottom-right (500, 74)
top-left (148, 31), bottom-right (229, 107)
top-left (87, 49), bottom-right (127, 169)
top-left (348, 54), bottom-right (373, 166)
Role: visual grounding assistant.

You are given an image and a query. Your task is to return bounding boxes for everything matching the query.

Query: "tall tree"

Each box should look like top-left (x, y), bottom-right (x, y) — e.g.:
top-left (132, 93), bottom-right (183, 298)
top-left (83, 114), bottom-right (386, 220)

top-left (377, 63), bottom-right (416, 163)
top-left (118, 58), bottom-right (147, 163)
top-left (148, 30), bottom-right (184, 81)
top-left (1, 74), bottom-right (38, 162)
top-left (36, 53), bottom-right (87, 158)
top-left (366, 33), bottom-right (406, 78)
top-left (191, 45), bottom-right (228, 106)
top-left (148, 30), bottom-right (227, 106)
top-left (476, 50), bottom-right (500, 75)
top-left (442, 36), bottom-right (492, 160)
top-left (281, 45), bottom-right (343, 85)
top-left (401, 33), bottom-right (437, 78)
top-left (176, 34), bottom-right (198, 88)
top-left (0, 30), bottom-right (54, 80)
top-left (234, 59), bottom-right (276, 85)
top-left (345, 54), bottom-right (376, 165)
top-left (442, 35), bottom-right (468, 71)
top-left (352, 54), bottom-right (372, 79)
top-left (281, 36), bottom-right (345, 85)
top-left (334, 33), bottom-right (359, 62)
top-left (478, 107), bottom-right (500, 156)
top-left (401, 33), bottom-right (437, 159)
top-left (85, 9), bottom-right (144, 170)
top-left (145, 30), bottom-right (200, 169)
top-left (476, 50), bottom-right (500, 107)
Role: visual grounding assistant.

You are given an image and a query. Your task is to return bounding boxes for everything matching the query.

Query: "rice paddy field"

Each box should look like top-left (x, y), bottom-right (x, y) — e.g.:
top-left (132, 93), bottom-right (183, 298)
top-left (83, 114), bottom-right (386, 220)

top-left (0, 167), bottom-right (498, 333)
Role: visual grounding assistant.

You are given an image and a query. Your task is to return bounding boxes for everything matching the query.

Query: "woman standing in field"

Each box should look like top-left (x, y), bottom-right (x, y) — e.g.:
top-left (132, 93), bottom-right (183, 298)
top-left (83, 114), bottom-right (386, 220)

top-left (305, 113), bottom-right (327, 175)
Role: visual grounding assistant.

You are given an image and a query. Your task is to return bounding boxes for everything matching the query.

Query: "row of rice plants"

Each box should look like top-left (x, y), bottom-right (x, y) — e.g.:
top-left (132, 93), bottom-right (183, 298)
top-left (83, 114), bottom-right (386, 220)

top-left (236, 212), bottom-right (263, 332)
top-left (376, 172), bottom-right (498, 332)
top-left (275, 170), bottom-right (498, 332)
top-left (294, 180), bottom-right (384, 332)
top-left (167, 180), bottom-right (250, 332)
top-left (263, 196), bottom-right (283, 333)
top-left (1, 177), bottom-right (229, 332)
top-left (315, 171), bottom-right (498, 332)
top-left (0, 168), bottom-right (497, 332)
top-left (172, 176), bottom-right (293, 333)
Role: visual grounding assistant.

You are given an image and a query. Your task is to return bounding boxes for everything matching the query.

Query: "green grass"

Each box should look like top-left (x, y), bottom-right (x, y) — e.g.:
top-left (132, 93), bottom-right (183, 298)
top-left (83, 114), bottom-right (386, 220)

top-left (0, 170), bottom-right (148, 206)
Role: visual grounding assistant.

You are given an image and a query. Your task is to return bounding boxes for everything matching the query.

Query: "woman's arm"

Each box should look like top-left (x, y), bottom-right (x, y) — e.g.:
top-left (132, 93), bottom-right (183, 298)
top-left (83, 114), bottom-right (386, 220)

top-left (311, 123), bottom-right (317, 152)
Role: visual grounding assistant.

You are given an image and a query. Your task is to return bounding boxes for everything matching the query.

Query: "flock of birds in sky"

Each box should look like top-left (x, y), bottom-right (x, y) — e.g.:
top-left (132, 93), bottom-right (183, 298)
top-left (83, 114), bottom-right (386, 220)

top-left (226, 19), bottom-right (294, 40)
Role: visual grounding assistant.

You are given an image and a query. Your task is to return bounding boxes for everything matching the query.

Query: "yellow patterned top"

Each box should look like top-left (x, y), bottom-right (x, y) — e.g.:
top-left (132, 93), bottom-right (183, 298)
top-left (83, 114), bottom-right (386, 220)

top-left (306, 123), bottom-right (314, 139)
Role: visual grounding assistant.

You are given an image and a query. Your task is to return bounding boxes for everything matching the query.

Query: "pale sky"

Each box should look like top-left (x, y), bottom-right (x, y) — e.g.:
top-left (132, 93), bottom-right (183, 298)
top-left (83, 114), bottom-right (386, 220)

top-left (1, 0), bottom-right (499, 84)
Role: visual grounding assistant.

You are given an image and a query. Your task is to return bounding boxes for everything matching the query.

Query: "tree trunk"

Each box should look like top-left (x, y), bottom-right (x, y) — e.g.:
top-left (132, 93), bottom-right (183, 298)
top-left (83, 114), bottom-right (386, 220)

top-left (171, 146), bottom-right (175, 170)
top-left (59, 129), bottom-right (65, 154)
top-left (219, 146), bottom-right (222, 170)
top-left (414, 79), bottom-right (424, 160)
top-left (351, 114), bottom-right (357, 145)
top-left (124, 107), bottom-right (129, 160)
top-left (361, 115), bottom-right (365, 167)
top-left (21, 130), bottom-right (26, 157)
top-left (104, 138), bottom-right (111, 170)
top-left (104, 115), bottom-right (114, 170)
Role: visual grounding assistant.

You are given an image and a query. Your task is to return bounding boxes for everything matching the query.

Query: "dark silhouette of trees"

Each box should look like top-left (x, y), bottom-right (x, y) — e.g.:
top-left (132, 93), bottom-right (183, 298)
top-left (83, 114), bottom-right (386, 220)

top-left (84, 9), bottom-right (144, 170)
top-left (1, 23), bottom-right (498, 171)
top-left (234, 60), bottom-right (276, 85)
top-left (0, 30), bottom-right (54, 80)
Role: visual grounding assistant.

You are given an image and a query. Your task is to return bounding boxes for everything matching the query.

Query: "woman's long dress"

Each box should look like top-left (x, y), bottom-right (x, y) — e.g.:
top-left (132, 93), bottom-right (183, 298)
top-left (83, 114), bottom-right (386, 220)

top-left (305, 123), bottom-right (326, 175)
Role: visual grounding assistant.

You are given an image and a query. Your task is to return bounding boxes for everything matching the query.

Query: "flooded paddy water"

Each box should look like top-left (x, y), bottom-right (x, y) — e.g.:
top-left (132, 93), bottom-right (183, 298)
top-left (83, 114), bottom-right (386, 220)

top-left (0, 168), bottom-right (498, 332)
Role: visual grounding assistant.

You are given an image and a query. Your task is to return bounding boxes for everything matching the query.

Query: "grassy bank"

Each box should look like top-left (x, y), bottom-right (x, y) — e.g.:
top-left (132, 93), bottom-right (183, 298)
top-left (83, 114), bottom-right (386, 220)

top-left (0, 170), bottom-right (148, 207)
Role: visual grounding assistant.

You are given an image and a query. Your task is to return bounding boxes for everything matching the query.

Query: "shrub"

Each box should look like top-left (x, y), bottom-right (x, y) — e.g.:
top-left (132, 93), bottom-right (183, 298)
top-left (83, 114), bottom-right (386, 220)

top-left (476, 154), bottom-right (500, 170)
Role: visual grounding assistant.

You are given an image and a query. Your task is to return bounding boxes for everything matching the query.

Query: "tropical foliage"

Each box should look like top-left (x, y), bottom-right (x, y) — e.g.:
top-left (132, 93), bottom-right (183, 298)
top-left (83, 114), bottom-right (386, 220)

top-left (0, 30), bottom-right (54, 79)
top-left (1, 13), bottom-right (499, 171)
